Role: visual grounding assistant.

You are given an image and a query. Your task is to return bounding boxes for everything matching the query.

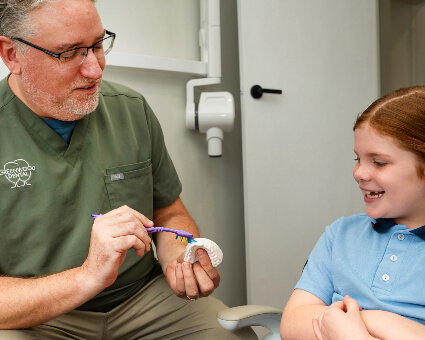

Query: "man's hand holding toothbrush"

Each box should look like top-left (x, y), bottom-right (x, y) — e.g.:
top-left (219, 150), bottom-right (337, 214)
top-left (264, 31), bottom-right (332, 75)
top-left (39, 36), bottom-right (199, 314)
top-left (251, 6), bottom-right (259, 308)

top-left (82, 205), bottom-right (153, 295)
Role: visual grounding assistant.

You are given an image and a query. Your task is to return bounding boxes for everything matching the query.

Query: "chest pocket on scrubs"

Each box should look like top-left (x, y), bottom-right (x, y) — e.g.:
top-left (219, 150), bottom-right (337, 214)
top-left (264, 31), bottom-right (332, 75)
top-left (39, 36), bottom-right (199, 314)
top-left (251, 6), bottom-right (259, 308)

top-left (104, 160), bottom-right (153, 218)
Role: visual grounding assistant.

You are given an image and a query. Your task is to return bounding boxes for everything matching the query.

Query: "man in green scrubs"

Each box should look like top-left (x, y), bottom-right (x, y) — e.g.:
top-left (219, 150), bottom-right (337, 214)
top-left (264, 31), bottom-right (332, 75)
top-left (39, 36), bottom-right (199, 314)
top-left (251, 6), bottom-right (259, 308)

top-left (0, 0), bottom-right (255, 339)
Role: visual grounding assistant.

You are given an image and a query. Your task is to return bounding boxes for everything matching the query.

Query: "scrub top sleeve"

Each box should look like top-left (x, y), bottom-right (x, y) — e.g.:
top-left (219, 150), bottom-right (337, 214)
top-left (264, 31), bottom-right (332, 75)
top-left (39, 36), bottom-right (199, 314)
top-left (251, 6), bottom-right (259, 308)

top-left (143, 99), bottom-right (182, 210)
top-left (294, 223), bottom-right (337, 306)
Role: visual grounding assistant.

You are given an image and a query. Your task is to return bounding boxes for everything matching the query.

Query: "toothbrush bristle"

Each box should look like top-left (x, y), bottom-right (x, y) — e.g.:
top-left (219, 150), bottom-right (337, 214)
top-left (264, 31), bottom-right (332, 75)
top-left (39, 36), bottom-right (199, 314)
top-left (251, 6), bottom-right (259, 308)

top-left (175, 235), bottom-right (196, 243)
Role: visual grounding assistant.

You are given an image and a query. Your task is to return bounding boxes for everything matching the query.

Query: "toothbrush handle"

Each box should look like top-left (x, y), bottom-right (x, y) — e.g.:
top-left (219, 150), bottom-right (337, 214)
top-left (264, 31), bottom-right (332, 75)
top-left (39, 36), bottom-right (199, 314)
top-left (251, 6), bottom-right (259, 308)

top-left (146, 227), bottom-right (174, 233)
top-left (91, 215), bottom-right (192, 237)
top-left (92, 216), bottom-right (174, 234)
top-left (146, 227), bottom-right (194, 239)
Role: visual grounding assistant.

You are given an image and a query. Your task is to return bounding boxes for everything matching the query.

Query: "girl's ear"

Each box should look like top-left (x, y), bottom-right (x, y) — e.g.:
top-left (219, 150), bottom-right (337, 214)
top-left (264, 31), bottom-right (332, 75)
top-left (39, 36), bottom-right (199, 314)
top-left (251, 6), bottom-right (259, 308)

top-left (0, 37), bottom-right (23, 75)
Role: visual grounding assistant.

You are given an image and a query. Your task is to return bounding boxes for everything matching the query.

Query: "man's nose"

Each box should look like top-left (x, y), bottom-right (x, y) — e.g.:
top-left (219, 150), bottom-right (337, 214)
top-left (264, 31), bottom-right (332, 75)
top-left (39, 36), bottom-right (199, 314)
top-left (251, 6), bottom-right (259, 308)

top-left (79, 48), bottom-right (104, 80)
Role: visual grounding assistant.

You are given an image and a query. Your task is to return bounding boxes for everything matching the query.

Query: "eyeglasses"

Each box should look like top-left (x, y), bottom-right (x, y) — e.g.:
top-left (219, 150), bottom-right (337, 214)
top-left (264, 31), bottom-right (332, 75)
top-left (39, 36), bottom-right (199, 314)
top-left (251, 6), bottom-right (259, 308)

top-left (11, 30), bottom-right (116, 69)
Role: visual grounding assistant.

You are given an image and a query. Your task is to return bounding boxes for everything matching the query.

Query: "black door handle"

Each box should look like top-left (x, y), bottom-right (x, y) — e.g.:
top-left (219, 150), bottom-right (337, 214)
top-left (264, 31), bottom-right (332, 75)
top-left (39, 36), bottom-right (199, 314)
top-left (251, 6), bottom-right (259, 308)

top-left (250, 85), bottom-right (282, 99)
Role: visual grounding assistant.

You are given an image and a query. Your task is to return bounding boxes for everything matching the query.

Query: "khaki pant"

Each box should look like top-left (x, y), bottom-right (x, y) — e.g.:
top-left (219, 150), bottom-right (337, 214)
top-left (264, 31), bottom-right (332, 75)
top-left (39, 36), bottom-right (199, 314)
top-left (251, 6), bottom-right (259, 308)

top-left (0, 275), bottom-right (256, 340)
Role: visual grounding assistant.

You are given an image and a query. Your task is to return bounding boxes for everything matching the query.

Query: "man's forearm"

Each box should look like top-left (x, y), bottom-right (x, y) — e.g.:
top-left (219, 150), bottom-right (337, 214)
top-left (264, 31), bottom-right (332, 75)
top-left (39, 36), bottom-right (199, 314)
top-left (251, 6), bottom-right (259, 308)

top-left (153, 198), bottom-right (200, 270)
top-left (0, 205), bottom-right (156, 329)
top-left (0, 266), bottom-right (99, 329)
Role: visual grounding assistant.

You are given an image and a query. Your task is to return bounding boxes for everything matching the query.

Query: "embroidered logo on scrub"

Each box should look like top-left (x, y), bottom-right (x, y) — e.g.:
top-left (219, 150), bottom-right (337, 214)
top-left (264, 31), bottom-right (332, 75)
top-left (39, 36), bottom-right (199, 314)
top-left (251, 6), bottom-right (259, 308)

top-left (0, 159), bottom-right (35, 188)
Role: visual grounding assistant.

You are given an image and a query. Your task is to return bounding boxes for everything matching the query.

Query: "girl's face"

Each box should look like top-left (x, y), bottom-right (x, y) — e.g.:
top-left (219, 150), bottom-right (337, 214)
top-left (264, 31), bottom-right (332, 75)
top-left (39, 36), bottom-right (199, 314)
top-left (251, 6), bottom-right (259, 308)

top-left (353, 125), bottom-right (425, 229)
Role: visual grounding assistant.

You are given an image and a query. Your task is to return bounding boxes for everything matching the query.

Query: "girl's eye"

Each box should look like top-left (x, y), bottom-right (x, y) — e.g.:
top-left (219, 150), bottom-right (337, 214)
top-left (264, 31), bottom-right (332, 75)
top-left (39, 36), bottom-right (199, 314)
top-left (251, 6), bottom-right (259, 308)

top-left (373, 161), bottom-right (387, 167)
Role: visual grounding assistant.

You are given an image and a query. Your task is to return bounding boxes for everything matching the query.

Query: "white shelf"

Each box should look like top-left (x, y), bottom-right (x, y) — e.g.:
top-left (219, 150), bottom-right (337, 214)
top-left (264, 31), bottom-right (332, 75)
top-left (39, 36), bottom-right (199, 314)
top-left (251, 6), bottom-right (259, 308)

top-left (106, 52), bottom-right (208, 75)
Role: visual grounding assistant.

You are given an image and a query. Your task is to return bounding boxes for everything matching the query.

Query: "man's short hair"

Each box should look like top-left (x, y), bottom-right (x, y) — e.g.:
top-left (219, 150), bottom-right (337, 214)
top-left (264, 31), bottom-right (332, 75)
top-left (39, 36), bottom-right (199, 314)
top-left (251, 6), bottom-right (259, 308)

top-left (0, 0), bottom-right (97, 40)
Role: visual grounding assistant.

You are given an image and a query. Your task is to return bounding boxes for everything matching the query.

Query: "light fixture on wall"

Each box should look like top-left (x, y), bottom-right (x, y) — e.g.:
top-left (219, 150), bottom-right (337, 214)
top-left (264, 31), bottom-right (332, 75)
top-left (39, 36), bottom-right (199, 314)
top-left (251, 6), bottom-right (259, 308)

top-left (186, 0), bottom-right (234, 157)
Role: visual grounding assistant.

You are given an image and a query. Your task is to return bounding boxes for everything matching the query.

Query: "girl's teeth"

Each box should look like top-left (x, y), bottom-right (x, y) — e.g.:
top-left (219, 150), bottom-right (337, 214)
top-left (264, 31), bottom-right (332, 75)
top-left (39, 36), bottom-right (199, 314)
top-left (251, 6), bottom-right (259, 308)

top-left (365, 191), bottom-right (383, 198)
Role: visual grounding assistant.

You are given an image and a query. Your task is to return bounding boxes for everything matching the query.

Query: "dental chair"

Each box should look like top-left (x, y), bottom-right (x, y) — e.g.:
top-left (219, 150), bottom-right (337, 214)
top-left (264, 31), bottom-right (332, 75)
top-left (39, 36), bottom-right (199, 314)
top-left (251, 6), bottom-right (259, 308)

top-left (217, 304), bottom-right (283, 340)
top-left (217, 261), bottom-right (307, 339)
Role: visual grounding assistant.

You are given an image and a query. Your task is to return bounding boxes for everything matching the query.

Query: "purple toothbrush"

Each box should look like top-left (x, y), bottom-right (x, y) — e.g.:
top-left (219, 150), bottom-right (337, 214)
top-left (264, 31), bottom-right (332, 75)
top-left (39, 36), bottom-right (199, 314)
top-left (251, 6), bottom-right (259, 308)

top-left (91, 214), bottom-right (196, 243)
top-left (145, 226), bottom-right (196, 243)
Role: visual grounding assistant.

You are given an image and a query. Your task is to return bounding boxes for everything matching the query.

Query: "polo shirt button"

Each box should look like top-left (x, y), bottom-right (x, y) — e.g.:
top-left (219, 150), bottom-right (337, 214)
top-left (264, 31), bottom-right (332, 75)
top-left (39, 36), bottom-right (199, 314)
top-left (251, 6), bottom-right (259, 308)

top-left (382, 274), bottom-right (390, 281)
top-left (397, 234), bottom-right (405, 241)
top-left (390, 255), bottom-right (398, 262)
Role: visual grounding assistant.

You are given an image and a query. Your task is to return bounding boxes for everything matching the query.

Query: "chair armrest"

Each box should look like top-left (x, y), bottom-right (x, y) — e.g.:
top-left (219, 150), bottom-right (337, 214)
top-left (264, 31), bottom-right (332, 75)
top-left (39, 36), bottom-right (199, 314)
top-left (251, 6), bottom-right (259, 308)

top-left (217, 305), bottom-right (283, 340)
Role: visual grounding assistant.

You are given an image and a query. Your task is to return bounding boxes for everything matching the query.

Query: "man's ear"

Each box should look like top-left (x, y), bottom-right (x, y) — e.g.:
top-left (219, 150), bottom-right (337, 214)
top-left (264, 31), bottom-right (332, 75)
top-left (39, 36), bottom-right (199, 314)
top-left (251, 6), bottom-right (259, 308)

top-left (0, 36), bottom-right (22, 75)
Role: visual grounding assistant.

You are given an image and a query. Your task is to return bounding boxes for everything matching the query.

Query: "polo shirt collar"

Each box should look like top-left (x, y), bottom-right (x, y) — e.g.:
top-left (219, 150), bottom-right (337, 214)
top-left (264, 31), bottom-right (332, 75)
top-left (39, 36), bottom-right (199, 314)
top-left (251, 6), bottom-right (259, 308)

top-left (371, 218), bottom-right (425, 241)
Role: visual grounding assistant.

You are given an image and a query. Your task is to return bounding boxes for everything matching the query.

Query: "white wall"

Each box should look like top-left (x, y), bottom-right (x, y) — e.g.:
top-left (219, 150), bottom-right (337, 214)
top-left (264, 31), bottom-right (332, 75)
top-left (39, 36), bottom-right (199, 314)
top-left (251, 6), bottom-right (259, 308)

top-left (96, 0), bottom-right (248, 307)
top-left (0, 62), bottom-right (8, 79)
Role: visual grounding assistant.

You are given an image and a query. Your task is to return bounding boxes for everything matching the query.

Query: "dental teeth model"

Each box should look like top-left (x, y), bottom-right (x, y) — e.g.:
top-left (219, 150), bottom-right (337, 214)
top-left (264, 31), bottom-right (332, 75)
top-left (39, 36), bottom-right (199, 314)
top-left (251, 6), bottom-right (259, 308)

top-left (184, 238), bottom-right (223, 267)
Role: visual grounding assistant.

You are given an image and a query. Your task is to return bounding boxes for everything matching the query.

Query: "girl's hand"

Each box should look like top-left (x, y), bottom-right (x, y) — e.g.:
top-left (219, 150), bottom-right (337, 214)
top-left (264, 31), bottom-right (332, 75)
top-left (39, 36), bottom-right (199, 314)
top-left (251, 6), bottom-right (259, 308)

top-left (312, 295), bottom-right (378, 340)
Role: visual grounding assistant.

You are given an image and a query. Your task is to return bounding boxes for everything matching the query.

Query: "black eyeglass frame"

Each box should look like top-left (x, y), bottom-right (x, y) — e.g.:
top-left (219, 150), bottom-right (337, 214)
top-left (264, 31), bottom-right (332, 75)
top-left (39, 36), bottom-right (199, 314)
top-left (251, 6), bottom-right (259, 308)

top-left (11, 29), bottom-right (116, 65)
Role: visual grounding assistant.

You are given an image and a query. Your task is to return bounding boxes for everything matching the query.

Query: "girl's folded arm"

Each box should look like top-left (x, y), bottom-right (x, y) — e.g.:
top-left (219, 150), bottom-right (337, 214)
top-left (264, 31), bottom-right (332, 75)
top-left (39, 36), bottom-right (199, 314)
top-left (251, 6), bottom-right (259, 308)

top-left (281, 289), bottom-right (328, 340)
top-left (361, 310), bottom-right (425, 340)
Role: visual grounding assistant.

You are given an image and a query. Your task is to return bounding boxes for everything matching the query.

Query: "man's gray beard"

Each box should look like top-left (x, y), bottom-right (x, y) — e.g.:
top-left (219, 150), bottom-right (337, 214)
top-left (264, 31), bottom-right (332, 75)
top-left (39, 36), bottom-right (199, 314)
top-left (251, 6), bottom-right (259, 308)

top-left (61, 92), bottom-right (100, 117)
top-left (20, 73), bottom-right (100, 121)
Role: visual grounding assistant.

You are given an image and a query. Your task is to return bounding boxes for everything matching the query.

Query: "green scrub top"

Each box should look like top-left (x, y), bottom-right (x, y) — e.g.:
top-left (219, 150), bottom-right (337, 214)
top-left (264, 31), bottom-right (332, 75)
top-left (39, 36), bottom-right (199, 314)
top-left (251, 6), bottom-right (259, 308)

top-left (0, 78), bottom-right (182, 312)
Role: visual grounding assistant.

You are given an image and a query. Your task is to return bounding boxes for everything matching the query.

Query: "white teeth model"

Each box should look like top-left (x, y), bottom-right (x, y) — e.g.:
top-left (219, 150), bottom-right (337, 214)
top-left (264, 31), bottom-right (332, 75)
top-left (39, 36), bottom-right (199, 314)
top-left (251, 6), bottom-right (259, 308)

top-left (184, 238), bottom-right (223, 267)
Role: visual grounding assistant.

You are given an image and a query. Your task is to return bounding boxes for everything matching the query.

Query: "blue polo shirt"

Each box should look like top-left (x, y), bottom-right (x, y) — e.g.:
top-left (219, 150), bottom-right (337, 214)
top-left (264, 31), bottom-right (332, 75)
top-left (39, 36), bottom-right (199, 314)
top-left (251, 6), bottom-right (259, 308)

top-left (295, 213), bottom-right (425, 325)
